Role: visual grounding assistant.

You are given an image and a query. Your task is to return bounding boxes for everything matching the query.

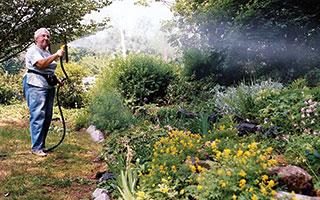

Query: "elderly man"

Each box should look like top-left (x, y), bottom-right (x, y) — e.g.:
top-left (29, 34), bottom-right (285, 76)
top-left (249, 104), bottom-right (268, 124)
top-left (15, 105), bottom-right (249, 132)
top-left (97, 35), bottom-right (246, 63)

top-left (23, 28), bottom-right (65, 157)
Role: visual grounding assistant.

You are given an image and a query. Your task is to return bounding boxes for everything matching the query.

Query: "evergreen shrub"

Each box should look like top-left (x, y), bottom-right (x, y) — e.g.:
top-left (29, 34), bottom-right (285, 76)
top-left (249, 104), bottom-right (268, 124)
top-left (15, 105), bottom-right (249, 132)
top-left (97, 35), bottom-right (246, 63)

top-left (113, 54), bottom-right (175, 107)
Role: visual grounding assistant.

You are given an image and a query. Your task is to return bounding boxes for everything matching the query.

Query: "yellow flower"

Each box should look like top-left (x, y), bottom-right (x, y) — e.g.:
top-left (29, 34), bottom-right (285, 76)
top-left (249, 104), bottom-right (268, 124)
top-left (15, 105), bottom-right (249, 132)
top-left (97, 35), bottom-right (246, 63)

top-left (259, 155), bottom-right (266, 161)
top-left (197, 185), bottom-right (202, 190)
top-left (239, 179), bottom-right (246, 190)
top-left (232, 195), bottom-right (237, 200)
top-left (218, 170), bottom-right (223, 175)
top-left (252, 194), bottom-right (258, 200)
top-left (260, 186), bottom-right (268, 195)
top-left (249, 187), bottom-right (253, 192)
top-left (261, 175), bottom-right (268, 182)
top-left (237, 150), bottom-right (243, 157)
top-left (268, 180), bottom-right (275, 187)
top-left (180, 189), bottom-right (184, 195)
top-left (266, 147), bottom-right (273, 154)
top-left (226, 170), bottom-right (231, 176)
top-left (161, 187), bottom-right (168, 193)
top-left (138, 172), bottom-right (143, 177)
top-left (238, 169), bottom-right (246, 177)
top-left (152, 184), bottom-right (155, 187)
top-left (137, 191), bottom-right (145, 198)
top-left (224, 149), bottom-right (231, 157)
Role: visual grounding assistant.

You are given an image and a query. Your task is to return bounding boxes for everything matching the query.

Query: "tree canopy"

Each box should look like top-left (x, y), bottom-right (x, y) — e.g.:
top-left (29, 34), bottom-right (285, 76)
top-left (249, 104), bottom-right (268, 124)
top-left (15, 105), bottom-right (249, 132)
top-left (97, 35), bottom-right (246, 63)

top-left (163, 0), bottom-right (320, 83)
top-left (0, 0), bottom-right (111, 63)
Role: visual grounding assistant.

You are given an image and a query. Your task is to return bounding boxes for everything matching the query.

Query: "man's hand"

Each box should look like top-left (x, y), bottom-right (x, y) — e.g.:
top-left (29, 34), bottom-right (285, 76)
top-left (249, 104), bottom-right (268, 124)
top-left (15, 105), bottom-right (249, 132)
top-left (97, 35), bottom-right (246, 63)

top-left (57, 78), bottom-right (64, 87)
top-left (55, 49), bottom-right (65, 57)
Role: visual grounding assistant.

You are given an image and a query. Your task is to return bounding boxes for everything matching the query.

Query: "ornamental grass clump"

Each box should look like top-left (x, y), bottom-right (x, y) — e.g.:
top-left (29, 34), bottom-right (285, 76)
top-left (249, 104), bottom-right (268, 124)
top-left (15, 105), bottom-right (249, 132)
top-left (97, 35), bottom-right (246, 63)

top-left (136, 129), bottom-right (278, 200)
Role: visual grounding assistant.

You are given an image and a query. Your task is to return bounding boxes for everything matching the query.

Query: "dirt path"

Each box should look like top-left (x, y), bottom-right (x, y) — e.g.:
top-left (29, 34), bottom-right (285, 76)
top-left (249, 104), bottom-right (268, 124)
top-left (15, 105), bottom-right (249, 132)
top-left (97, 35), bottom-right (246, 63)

top-left (0, 118), bottom-right (106, 200)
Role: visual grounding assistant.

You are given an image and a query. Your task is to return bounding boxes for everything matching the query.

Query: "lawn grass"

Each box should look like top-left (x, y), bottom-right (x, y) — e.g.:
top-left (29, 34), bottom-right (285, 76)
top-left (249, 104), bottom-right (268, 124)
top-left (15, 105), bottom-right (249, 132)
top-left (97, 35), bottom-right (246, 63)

top-left (0, 103), bottom-right (105, 200)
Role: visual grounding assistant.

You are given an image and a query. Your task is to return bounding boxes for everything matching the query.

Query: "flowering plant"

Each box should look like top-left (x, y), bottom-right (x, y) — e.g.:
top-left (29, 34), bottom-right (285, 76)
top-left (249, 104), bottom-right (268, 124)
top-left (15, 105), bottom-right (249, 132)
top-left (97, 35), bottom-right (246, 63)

top-left (136, 129), bottom-right (278, 200)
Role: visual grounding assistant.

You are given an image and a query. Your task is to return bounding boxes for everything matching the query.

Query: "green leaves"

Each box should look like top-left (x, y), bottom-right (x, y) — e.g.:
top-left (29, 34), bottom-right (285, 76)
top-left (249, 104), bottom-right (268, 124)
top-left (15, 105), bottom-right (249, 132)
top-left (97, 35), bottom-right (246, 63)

top-left (0, 0), bottom-right (111, 63)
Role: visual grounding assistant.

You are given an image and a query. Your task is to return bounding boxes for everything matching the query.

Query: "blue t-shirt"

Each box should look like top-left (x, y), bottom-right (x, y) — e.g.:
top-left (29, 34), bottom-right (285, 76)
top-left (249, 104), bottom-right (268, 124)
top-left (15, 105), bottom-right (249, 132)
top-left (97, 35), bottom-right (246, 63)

top-left (25, 45), bottom-right (57, 88)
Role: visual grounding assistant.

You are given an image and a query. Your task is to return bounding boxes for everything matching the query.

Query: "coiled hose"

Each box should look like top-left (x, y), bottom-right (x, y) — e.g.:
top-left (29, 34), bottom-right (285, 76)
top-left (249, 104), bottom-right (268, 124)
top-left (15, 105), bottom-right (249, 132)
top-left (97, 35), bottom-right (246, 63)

top-left (44, 49), bottom-right (69, 152)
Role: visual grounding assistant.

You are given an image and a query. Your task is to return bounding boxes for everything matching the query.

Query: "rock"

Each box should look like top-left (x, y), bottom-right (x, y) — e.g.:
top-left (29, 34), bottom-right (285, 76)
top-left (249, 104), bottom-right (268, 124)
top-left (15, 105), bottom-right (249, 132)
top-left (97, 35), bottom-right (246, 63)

top-left (86, 125), bottom-right (105, 143)
top-left (276, 191), bottom-right (320, 200)
top-left (236, 122), bottom-right (257, 136)
top-left (268, 166), bottom-right (316, 196)
top-left (99, 173), bottom-right (116, 182)
top-left (92, 188), bottom-right (110, 200)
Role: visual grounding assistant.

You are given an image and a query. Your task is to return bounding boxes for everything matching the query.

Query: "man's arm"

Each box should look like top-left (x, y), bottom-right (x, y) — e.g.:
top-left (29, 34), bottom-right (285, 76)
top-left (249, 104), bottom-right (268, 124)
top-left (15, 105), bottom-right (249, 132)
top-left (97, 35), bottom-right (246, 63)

top-left (35, 49), bottom-right (64, 68)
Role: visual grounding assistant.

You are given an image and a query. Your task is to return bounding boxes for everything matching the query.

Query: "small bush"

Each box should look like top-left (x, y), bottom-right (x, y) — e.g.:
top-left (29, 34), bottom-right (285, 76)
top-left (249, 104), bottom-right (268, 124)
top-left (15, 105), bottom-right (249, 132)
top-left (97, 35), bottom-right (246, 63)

top-left (0, 72), bottom-right (24, 105)
top-left (113, 54), bottom-right (175, 107)
top-left (55, 62), bottom-right (89, 108)
top-left (213, 79), bottom-right (283, 119)
top-left (89, 90), bottom-right (134, 132)
top-left (254, 79), bottom-right (319, 136)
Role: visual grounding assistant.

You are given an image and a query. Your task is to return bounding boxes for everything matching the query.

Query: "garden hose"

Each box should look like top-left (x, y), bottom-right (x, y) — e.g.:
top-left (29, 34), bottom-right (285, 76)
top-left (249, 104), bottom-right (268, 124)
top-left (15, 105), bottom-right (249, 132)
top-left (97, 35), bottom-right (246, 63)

top-left (44, 45), bottom-right (69, 153)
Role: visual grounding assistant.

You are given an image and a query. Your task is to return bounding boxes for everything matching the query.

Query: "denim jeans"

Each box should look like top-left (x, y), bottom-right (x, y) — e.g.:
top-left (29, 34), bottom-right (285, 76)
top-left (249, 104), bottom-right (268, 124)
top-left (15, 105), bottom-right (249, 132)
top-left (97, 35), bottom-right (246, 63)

top-left (23, 76), bottom-right (55, 151)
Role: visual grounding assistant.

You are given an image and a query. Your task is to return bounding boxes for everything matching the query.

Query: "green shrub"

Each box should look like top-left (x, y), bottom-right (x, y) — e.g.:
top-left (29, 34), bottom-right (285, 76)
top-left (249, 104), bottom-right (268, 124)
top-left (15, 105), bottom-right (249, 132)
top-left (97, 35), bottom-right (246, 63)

top-left (0, 72), bottom-right (23, 105)
top-left (213, 79), bottom-right (283, 119)
top-left (182, 48), bottom-right (224, 80)
top-left (74, 109), bottom-right (90, 131)
top-left (55, 62), bottom-right (89, 108)
top-left (113, 54), bottom-right (175, 107)
top-left (254, 79), bottom-right (318, 136)
top-left (89, 90), bottom-right (134, 132)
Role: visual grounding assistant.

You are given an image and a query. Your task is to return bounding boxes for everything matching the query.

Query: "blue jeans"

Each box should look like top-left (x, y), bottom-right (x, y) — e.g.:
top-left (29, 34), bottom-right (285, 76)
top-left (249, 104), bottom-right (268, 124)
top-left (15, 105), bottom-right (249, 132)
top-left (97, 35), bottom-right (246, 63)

top-left (23, 76), bottom-right (55, 151)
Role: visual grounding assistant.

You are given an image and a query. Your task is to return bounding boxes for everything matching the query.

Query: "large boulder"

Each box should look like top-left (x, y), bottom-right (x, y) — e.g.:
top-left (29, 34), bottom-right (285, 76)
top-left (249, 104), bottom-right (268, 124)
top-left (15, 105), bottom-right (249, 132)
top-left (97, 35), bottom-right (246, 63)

top-left (268, 166), bottom-right (316, 196)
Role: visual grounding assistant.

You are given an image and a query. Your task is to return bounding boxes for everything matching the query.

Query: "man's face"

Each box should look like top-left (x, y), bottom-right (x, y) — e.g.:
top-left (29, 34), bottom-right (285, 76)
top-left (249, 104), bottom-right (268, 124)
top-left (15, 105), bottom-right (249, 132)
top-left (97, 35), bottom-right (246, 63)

top-left (36, 31), bottom-right (50, 48)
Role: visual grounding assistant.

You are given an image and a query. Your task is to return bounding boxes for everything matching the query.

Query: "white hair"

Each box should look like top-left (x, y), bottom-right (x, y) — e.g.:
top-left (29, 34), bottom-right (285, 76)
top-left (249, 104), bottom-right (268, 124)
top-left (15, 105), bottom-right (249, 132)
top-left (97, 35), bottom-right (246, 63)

top-left (34, 28), bottom-right (50, 40)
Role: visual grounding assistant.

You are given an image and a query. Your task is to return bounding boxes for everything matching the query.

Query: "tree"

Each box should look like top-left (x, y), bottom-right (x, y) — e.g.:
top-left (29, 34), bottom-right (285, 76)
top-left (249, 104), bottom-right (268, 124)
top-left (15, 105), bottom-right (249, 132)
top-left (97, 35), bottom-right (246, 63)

top-left (0, 0), bottom-right (111, 64)
top-left (165, 0), bottom-right (320, 84)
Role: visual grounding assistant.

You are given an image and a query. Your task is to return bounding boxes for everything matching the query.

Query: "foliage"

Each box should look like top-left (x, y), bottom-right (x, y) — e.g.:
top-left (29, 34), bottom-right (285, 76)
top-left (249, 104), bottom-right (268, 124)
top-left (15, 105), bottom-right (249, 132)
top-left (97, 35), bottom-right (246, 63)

top-left (0, 72), bottom-right (24, 105)
top-left (135, 129), bottom-right (277, 200)
top-left (106, 154), bottom-right (138, 200)
top-left (213, 79), bottom-right (283, 119)
top-left (113, 54), bottom-right (175, 107)
top-left (0, 54), bottom-right (25, 74)
top-left (0, 0), bottom-right (111, 63)
top-left (89, 90), bottom-right (134, 132)
top-left (304, 68), bottom-right (320, 87)
top-left (182, 48), bottom-right (224, 80)
top-left (165, 0), bottom-right (320, 84)
top-left (76, 52), bottom-right (110, 75)
top-left (73, 108), bottom-right (90, 131)
top-left (254, 79), bottom-right (318, 137)
top-left (164, 72), bottom-right (217, 107)
top-left (281, 133), bottom-right (320, 184)
top-left (55, 62), bottom-right (90, 108)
